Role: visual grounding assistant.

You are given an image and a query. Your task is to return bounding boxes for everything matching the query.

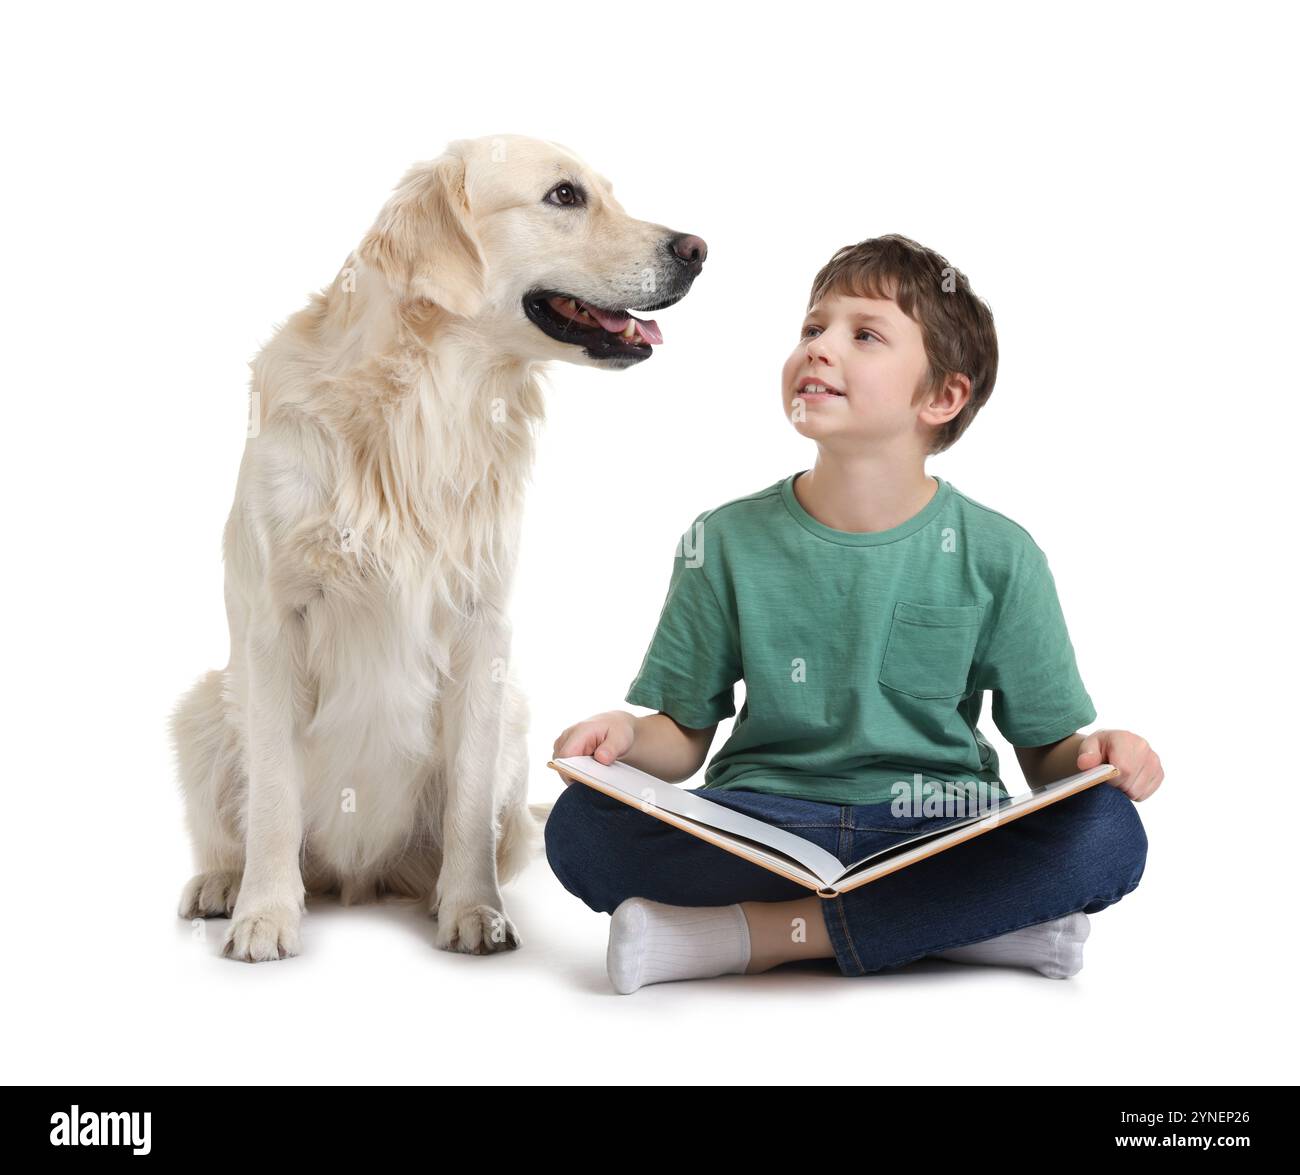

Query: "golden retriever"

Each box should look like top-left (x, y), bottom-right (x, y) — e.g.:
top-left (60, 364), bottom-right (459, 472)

top-left (170, 134), bottom-right (707, 961)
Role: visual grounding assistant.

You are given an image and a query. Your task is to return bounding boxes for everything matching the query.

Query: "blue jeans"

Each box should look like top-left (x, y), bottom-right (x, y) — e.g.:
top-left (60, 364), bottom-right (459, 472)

top-left (544, 780), bottom-right (1148, 976)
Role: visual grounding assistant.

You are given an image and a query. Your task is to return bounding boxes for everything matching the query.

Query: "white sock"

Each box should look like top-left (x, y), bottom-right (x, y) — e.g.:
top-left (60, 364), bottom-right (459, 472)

top-left (930, 911), bottom-right (1091, 978)
top-left (606, 897), bottom-right (752, 994)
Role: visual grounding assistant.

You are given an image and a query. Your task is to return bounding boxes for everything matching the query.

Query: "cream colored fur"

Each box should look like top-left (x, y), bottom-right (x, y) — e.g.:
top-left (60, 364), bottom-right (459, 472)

top-left (170, 134), bottom-right (702, 961)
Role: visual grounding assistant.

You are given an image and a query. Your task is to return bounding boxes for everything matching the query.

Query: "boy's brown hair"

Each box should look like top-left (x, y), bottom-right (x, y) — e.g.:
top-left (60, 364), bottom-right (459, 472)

top-left (807, 234), bottom-right (998, 454)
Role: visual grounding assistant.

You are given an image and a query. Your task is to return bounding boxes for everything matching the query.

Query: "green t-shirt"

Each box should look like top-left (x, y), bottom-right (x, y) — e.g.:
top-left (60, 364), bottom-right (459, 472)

top-left (624, 471), bottom-right (1097, 806)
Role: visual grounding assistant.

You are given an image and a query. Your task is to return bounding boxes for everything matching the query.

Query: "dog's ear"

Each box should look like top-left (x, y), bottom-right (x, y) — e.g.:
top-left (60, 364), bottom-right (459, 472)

top-left (358, 151), bottom-right (487, 318)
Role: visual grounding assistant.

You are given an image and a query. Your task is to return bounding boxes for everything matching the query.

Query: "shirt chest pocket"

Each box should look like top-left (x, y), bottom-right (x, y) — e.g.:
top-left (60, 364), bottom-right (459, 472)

top-left (877, 601), bottom-right (984, 700)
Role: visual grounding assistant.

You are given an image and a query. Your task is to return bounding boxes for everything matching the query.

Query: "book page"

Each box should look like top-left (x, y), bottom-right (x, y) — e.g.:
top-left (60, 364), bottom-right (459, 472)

top-left (833, 763), bottom-right (1120, 879)
top-left (829, 764), bottom-right (1121, 891)
top-left (662, 811), bottom-right (830, 890)
top-left (550, 755), bottom-right (848, 886)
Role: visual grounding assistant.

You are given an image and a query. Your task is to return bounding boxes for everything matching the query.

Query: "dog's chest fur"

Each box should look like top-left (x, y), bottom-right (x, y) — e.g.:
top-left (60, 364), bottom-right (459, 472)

top-left (296, 562), bottom-right (447, 872)
top-left (278, 357), bottom-right (540, 875)
top-left (244, 321), bottom-right (543, 873)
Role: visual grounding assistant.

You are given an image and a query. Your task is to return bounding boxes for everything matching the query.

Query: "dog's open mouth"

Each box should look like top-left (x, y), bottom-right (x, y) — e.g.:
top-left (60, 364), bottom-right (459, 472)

top-left (523, 289), bottom-right (681, 363)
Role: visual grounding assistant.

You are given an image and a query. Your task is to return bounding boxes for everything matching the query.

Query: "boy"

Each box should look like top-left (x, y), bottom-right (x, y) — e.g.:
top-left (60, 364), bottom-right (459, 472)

top-left (547, 234), bottom-right (1162, 993)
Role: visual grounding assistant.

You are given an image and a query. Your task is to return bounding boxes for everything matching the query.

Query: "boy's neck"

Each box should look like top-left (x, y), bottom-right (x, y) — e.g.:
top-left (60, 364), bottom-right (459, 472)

top-left (793, 457), bottom-right (938, 534)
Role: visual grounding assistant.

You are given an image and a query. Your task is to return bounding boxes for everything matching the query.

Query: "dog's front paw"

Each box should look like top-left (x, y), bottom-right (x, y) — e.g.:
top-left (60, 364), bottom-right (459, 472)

top-left (178, 870), bottom-right (242, 919)
top-left (222, 901), bottom-right (302, 962)
top-left (434, 900), bottom-right (520, 955)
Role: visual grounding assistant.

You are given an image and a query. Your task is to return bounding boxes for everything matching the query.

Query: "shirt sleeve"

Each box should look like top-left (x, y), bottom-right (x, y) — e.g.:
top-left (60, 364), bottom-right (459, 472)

top-left (624, 518), bottom-right (742, 730)
top-left (975, 542), bottom-right (1097, 747)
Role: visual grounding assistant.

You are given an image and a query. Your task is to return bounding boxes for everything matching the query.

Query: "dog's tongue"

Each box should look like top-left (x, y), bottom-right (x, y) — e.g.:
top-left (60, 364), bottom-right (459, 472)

top-left (584, 302), bottom-right (663, 345)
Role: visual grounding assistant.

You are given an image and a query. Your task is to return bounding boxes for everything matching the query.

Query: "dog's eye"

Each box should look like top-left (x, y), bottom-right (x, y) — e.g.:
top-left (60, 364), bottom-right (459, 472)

top-left (545, 183), bottom-right (585, 208)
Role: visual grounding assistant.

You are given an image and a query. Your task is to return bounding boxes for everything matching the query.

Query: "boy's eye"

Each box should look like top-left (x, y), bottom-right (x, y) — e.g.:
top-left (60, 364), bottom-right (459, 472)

top-left (801, 324), bottom-right (878, 342)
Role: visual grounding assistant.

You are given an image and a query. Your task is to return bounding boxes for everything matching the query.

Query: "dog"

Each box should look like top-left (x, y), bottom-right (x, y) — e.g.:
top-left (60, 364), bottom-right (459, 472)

top-left (170, 134), bottom-right (706, 962)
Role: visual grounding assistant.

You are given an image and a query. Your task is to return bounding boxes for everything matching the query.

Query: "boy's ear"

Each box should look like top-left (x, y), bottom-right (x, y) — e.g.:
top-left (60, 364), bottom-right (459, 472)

top-left (358, 149), bottom-right (487, 318)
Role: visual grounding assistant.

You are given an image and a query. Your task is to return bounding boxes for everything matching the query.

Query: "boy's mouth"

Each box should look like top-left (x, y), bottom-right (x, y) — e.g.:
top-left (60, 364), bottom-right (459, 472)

top-left (796, 378), bottom-right (846, 397)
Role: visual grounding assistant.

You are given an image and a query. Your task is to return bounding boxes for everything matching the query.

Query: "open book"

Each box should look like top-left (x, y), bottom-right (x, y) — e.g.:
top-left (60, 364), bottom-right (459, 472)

top-left (546, 755), bottom-right (1121, 898)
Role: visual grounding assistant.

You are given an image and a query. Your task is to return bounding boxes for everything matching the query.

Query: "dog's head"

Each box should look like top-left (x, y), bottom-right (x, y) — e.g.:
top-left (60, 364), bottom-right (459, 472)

top-left (357, 134), bottom-right (706, 369)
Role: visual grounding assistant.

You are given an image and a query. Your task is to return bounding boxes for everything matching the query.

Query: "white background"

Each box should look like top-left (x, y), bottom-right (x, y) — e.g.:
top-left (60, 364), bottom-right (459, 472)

top-left (3, 0), bottom-right (1295, 1086)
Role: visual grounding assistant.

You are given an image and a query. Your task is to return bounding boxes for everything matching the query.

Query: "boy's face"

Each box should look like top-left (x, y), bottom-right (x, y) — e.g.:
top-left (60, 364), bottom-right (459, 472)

top-left (781, 288), bottom-right (936, 451)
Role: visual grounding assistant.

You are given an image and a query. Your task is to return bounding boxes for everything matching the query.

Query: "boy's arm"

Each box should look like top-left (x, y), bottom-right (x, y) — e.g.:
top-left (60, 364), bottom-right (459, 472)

top-left (621, 711), bottom-right (719, 784)
top-left (619, 510), bottom-right (738, 783)
top-left (1014, 733), bottom-right (1087, 787)
top-left (1016, 729), bottom-right (1164, 801)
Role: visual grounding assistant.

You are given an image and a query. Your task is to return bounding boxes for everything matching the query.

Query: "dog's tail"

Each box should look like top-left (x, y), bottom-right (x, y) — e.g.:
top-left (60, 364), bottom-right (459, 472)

top-left (496, 800), bottom-right (554, 887)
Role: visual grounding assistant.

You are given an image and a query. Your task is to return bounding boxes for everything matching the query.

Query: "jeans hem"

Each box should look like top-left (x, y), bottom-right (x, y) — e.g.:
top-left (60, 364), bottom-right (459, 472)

top-left (829, 876), bottom-right (1145, 976)
top-left (822, 894), bottom-right (866, 976)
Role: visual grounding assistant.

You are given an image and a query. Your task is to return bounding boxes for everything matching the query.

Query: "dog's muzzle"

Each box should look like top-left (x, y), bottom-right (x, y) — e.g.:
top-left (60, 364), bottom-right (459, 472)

top-left (522, 289), bottom-right (689, 364)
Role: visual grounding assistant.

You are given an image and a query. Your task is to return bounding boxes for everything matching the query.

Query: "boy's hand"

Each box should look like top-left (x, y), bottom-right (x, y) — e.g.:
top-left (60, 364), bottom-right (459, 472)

top-left (552, 711), bottom-right (637, 783)
top-left (1077, 729), bottom-right (1163, 801)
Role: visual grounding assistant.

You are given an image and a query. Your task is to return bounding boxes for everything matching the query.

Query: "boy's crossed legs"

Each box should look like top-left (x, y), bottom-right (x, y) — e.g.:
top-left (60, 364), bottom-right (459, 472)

top-left (545, 781), bottom-right (1147, 994)
top-left (605, 894), bottom-right (1090, 993)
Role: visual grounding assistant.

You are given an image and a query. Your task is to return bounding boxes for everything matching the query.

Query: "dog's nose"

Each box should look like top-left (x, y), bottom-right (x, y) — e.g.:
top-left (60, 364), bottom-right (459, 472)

top-left (669, 233), bottom-right (708, 275)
